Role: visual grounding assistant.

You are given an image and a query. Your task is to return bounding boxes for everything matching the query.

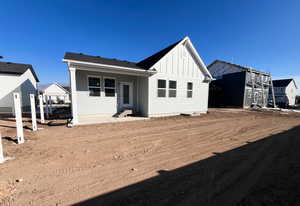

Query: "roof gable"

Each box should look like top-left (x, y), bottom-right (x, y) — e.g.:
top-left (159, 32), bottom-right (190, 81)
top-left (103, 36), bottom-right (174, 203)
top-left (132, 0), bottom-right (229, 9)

top-left (136, 39), bottom-right (182, 70)
top-left (39, 83), bottom-right (70, 93)
top-left (207, 60), bottom-right (270, 76)
top-left (144, 37), bottom-right (213, 79)
top-left (0, 61), bottom-right (39, 82)
top-left (273, 79), bottom-right (297, 88)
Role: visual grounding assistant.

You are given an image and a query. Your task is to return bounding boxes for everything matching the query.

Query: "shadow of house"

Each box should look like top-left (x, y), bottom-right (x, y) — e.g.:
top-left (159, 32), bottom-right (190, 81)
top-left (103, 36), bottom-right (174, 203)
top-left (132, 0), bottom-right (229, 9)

top-left (73, 125), bottom-right (300, 206)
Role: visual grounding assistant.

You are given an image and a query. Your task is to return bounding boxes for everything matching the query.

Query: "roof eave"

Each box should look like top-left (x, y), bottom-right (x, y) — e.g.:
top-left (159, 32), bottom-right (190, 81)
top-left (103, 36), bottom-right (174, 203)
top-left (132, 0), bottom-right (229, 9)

top-left (63, 59), bottom-right (157, 76)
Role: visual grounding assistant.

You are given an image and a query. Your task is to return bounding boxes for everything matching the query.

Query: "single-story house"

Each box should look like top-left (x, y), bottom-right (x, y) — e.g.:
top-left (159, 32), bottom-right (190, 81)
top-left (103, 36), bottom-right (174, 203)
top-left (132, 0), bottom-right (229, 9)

top-left (0, 61), bottom-right (39, 114)
top-left (63, 36), bottom-right (213, 125)
top-left (272, 79), bottom-right (298, 106)
top-left (38, 82), bottom-right (70, 104)
top-left (208, 60), bottom-right (273, 108)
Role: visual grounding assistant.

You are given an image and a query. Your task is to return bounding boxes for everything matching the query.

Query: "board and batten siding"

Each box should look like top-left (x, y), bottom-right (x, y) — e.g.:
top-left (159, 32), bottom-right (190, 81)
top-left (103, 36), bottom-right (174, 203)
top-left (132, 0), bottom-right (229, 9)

top-left (75, 69), bottom-right (141, 117)
top-left (147, 42), bottom-right (209, 116)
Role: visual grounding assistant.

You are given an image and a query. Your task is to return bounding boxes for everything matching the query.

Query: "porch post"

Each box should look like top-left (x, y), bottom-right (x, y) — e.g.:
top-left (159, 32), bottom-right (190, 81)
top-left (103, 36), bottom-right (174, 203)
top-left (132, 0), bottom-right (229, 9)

top-left (69, 67), bottom-right (78, 125)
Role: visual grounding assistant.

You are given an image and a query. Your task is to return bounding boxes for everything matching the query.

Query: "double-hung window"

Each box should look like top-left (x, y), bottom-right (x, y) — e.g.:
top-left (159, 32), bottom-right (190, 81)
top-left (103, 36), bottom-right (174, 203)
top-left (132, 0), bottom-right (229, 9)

top-left (104, 78), bottom-right (116, 97)
top-left (157, 79), bottom-right (166, 97)
top-left (187, 82), bottom-right (193, 98)
top-left (169, 80), bottom-right (177, 98)
top-left (88, 76), bottom-right (101, 96)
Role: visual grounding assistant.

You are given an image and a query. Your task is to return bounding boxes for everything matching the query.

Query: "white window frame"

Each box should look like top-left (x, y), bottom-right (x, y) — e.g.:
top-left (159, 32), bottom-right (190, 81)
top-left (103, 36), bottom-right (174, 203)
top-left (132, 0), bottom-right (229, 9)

top-left (157, 79), bottom-right (167, 98)
top-left (168, 80), bottom-right (177, 98)
top-left (104, 76), bottom-right (116, 97)
top-left (187, 82), bottom-right (193, 98)
top-left (87, 75), bottom-right (101, 97)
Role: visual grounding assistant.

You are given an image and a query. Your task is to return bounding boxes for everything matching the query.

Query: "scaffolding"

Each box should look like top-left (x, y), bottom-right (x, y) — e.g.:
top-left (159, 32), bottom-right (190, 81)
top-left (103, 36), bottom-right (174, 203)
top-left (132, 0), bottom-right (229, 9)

top-left (249, 68), bottom-right (276, 108)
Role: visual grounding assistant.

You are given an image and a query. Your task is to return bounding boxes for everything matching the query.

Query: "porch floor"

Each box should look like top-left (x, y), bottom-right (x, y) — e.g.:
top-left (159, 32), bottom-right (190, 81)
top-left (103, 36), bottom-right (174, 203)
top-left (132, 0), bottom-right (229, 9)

top-left (77, 116), bottom-right (149, 125)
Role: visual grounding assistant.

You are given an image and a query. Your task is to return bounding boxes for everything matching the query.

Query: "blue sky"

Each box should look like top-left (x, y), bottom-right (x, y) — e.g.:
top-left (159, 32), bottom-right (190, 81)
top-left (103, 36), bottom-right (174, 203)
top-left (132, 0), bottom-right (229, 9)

top-left (0, 0), bottom-right (299, 90)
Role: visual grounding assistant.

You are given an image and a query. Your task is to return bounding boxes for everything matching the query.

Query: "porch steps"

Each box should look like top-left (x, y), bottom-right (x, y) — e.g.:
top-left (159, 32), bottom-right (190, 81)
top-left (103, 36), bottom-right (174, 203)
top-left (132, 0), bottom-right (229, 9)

top-left (114, 109), bottom-right (133, 118)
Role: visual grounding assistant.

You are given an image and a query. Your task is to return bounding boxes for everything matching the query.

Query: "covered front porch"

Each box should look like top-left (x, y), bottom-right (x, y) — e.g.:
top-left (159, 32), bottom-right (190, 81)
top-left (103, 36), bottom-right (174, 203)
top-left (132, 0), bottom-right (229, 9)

top-left (67, 59), bottom-right (155, 125)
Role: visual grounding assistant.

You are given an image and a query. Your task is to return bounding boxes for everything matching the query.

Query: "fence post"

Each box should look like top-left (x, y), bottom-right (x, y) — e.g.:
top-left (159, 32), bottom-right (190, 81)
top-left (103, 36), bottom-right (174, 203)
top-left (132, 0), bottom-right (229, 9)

top-left (13, 93), bottom-right (25, 144)
top-left (30, 94), bottom-right (37, 131)
top-left (39, 95), bottom-right (45, 123)
top-left (45, 95), bottom-right (49, 119)
top-left (49, 96), bottom-right (53, 114)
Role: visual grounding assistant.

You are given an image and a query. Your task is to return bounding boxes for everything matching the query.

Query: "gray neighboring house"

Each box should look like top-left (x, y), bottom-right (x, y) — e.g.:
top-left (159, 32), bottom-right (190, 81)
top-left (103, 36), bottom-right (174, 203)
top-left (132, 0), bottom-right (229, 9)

top-left (208, 60), bottom-right (273, 108)
top-left (63, 37), bottom-right (213, 125)
top-left (272, 79), bottom-right (298, 106)
top-left (0, 62), bottom-right (39, 114)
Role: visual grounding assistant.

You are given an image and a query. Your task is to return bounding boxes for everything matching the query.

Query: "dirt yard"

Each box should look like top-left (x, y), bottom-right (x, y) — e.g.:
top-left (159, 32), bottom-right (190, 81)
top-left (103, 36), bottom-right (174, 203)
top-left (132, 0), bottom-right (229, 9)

top-left (1, 109), bottom-right (300, 206)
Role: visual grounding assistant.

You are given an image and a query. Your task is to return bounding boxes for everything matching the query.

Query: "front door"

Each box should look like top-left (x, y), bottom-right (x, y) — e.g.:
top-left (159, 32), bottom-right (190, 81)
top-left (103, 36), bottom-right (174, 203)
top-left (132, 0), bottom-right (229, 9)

top-left (120, 82), bottom-right (133, 109)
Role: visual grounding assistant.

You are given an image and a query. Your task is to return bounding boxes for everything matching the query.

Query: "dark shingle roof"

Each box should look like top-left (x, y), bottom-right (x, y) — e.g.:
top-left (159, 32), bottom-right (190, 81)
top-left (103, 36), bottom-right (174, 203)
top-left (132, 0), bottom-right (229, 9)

top-left (64, 52), bottom-right (144, 70)
top-left (137, 39), bottom-right (182, 69)
top-left (207, 60), bottom-right (270, 76)
top-left (0, 61), bottom-right (39, 82)
top-left (62, 86), bottom-right (70, 92)
top-left (64, 38), bottom-right (183, 70)
top-left (272, 79), bottom-right (294, 87)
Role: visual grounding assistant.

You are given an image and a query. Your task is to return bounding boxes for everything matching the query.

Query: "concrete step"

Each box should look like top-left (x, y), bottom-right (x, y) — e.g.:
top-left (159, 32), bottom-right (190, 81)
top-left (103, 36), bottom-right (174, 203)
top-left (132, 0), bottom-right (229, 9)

top-left (115, 109), bottom-right (133, 118)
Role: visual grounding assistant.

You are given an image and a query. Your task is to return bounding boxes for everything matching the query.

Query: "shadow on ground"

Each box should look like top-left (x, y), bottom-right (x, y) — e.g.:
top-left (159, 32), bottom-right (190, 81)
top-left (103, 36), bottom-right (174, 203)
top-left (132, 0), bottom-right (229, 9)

top-left (73, 125), bottom-right (300, 206)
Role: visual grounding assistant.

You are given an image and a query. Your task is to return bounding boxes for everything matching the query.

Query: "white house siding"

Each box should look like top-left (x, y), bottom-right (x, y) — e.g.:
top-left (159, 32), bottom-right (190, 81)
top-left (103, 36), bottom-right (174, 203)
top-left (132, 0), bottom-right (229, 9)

top-left (0, 70), bottom-right (37, 113)
top-left (42, 84), bottom-right (70, 103)
top-left (75, 69), bottom-right (139, 118)
top-left (274, 82), bottom-right (297, 106)
top-left (285, 83), bottom-right (297, 106)
top-left (137, 77), bottom-right (149, 116)
top-left (148, 43), bottom-right (209, 116)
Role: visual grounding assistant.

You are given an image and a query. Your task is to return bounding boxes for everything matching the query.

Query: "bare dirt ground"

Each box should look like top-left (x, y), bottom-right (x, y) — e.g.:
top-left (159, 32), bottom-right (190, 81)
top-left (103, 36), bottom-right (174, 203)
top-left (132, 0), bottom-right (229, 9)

top-left (0, 109), bottom-right (300, 206)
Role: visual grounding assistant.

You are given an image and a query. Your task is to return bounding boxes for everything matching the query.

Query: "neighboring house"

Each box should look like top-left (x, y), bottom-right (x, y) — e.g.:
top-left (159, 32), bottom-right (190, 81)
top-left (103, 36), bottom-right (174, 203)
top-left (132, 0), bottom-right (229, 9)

top-left (63, 36), bottom-right (213, 125)
top-left (0, 61), bottom-right (39, 114)
top-left (208, 60), bottom-right (273, 108)
top-left (272, 79), bottom-right (298, 106)
top-left (38, 82), bottom-right (70, 104)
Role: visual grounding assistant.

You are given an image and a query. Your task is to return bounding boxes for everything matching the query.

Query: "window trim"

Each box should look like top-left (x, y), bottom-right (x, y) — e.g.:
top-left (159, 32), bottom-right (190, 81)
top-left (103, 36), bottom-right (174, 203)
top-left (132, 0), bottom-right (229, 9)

top-left (87, 75), bottom-right (101, 97)
top-left (104, 76), bottom-right (116, 97)
top-left (187, 82), bottom-right (193, 98)
top-left (168, 80), bottom-right (177, 98)
top-left (157, 79), bottom-right (167, 98)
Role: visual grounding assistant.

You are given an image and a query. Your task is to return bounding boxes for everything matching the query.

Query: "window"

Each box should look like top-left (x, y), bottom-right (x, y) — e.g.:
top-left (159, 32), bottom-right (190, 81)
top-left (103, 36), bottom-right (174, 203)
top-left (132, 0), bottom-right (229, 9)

top-left (187, 82), bottom-right (193, 98)
top-left (88, 77), bottom-right (101, 96)
top-left (104, 78), bottom-right (116, 97)
top-left (169, 80), bottom-right (177, 97)
top-left (157, 79), bottom-right (166, 97)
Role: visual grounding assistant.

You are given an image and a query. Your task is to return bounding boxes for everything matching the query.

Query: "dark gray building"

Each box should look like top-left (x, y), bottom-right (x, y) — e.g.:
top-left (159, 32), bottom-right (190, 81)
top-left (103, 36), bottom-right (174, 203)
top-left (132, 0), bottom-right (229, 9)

top-left (208, 60), bottom-right (274, 108)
